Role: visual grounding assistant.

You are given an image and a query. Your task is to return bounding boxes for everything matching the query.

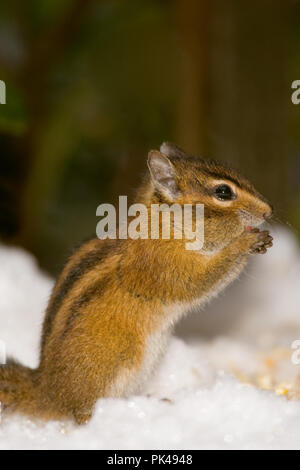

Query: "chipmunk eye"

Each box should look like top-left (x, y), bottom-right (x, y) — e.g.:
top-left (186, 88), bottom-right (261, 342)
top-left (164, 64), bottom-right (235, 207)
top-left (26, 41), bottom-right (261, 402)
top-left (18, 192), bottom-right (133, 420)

top-left (213, 184), bottom-right (235, 201)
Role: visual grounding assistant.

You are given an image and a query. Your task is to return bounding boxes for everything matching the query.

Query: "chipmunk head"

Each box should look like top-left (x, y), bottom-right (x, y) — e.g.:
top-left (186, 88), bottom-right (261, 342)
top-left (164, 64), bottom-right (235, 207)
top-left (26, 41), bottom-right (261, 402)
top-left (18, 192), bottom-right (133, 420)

top-left (146, 142), bottom-right (273, 252)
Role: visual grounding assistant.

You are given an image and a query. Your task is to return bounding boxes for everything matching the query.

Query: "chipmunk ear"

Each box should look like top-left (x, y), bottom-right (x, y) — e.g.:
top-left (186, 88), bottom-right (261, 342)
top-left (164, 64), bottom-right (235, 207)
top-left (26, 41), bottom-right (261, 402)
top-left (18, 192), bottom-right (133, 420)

top-left (147, 150), bottom-right (179, 201)
top-left (159, 142), bottom-right (186, 159)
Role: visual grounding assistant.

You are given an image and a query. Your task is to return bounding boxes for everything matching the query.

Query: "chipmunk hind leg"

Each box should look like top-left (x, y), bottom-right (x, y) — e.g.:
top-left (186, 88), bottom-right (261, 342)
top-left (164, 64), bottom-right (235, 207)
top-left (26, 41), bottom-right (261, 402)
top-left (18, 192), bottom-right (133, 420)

top-left (70, 360), bottom-right (148, 425)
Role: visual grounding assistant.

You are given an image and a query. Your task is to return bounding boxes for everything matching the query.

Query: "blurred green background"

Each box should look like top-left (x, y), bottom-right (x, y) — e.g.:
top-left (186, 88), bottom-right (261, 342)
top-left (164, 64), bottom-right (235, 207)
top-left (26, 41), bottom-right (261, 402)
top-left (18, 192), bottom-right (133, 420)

top-left (0, 0), bottom-right (299, 275)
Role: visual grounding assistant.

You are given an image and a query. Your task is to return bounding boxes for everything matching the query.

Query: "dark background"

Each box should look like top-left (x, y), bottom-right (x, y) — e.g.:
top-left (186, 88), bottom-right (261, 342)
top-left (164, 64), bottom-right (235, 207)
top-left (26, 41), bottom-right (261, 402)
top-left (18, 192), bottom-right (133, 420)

top-left (0, 0), bottom-right (299, 275)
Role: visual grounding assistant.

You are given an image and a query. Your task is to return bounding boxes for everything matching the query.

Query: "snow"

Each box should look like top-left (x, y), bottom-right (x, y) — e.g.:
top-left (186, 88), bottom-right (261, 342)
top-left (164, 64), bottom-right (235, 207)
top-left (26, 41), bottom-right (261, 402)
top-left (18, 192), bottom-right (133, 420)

top-left (0, 226), bottom-right (300, 449)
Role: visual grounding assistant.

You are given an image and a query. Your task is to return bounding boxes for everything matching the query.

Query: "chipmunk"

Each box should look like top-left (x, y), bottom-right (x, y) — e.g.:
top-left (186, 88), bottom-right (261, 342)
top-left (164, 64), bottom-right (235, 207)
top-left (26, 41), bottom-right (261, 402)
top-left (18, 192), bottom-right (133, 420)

top-left (0, 142), bottom-right (273, 424)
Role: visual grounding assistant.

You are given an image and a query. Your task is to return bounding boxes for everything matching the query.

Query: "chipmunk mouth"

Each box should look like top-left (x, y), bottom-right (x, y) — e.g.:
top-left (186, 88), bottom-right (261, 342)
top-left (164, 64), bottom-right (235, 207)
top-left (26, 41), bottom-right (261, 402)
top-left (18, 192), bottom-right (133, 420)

top-left (238, 209), bottom-right (265, 230)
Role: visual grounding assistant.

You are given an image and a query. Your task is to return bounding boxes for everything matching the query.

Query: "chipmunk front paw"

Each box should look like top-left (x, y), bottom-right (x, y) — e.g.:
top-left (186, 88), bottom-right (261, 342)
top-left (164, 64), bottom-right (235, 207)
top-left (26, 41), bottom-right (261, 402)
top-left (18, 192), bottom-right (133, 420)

top-left (247, 228), bottom-right (273, 254)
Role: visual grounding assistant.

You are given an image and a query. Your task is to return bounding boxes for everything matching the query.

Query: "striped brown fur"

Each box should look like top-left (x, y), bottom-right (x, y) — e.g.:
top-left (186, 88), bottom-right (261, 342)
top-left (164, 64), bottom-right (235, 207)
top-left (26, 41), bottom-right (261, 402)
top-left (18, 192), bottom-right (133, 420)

top-left (0, 143), bottom-right (273, 424)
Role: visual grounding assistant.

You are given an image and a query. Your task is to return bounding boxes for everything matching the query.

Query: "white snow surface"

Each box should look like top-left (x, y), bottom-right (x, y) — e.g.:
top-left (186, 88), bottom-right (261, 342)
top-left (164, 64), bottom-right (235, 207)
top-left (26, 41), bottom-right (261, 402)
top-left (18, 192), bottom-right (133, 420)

top-left (0, 226), bottom-right (300, 450)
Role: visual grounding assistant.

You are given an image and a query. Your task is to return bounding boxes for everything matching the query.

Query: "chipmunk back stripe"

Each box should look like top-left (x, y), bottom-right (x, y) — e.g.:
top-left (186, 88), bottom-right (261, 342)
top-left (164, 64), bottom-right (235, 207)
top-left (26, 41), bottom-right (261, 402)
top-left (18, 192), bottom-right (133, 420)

top-left (60, 277), bottom-right (111, 341)
top-left (41, 243), bottom-right (116, 352)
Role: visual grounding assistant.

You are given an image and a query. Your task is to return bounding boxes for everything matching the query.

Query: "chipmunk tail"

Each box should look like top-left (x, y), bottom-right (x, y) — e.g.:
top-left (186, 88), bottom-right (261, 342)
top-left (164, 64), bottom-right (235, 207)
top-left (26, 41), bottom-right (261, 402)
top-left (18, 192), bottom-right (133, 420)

top-left (0, 358), bottom-right (42, 418)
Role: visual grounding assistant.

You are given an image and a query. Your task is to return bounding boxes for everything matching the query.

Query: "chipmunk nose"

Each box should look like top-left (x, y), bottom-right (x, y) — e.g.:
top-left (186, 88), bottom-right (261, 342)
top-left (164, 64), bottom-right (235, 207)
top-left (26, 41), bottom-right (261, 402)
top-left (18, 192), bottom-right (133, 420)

top-left (263, 205), bottom-right (273, 220)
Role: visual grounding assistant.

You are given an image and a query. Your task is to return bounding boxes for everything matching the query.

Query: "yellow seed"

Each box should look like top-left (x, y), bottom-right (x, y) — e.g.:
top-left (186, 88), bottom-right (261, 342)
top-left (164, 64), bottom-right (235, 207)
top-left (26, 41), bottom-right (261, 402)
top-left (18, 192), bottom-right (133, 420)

top-left (275, 387), bottom-right (289, 396)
